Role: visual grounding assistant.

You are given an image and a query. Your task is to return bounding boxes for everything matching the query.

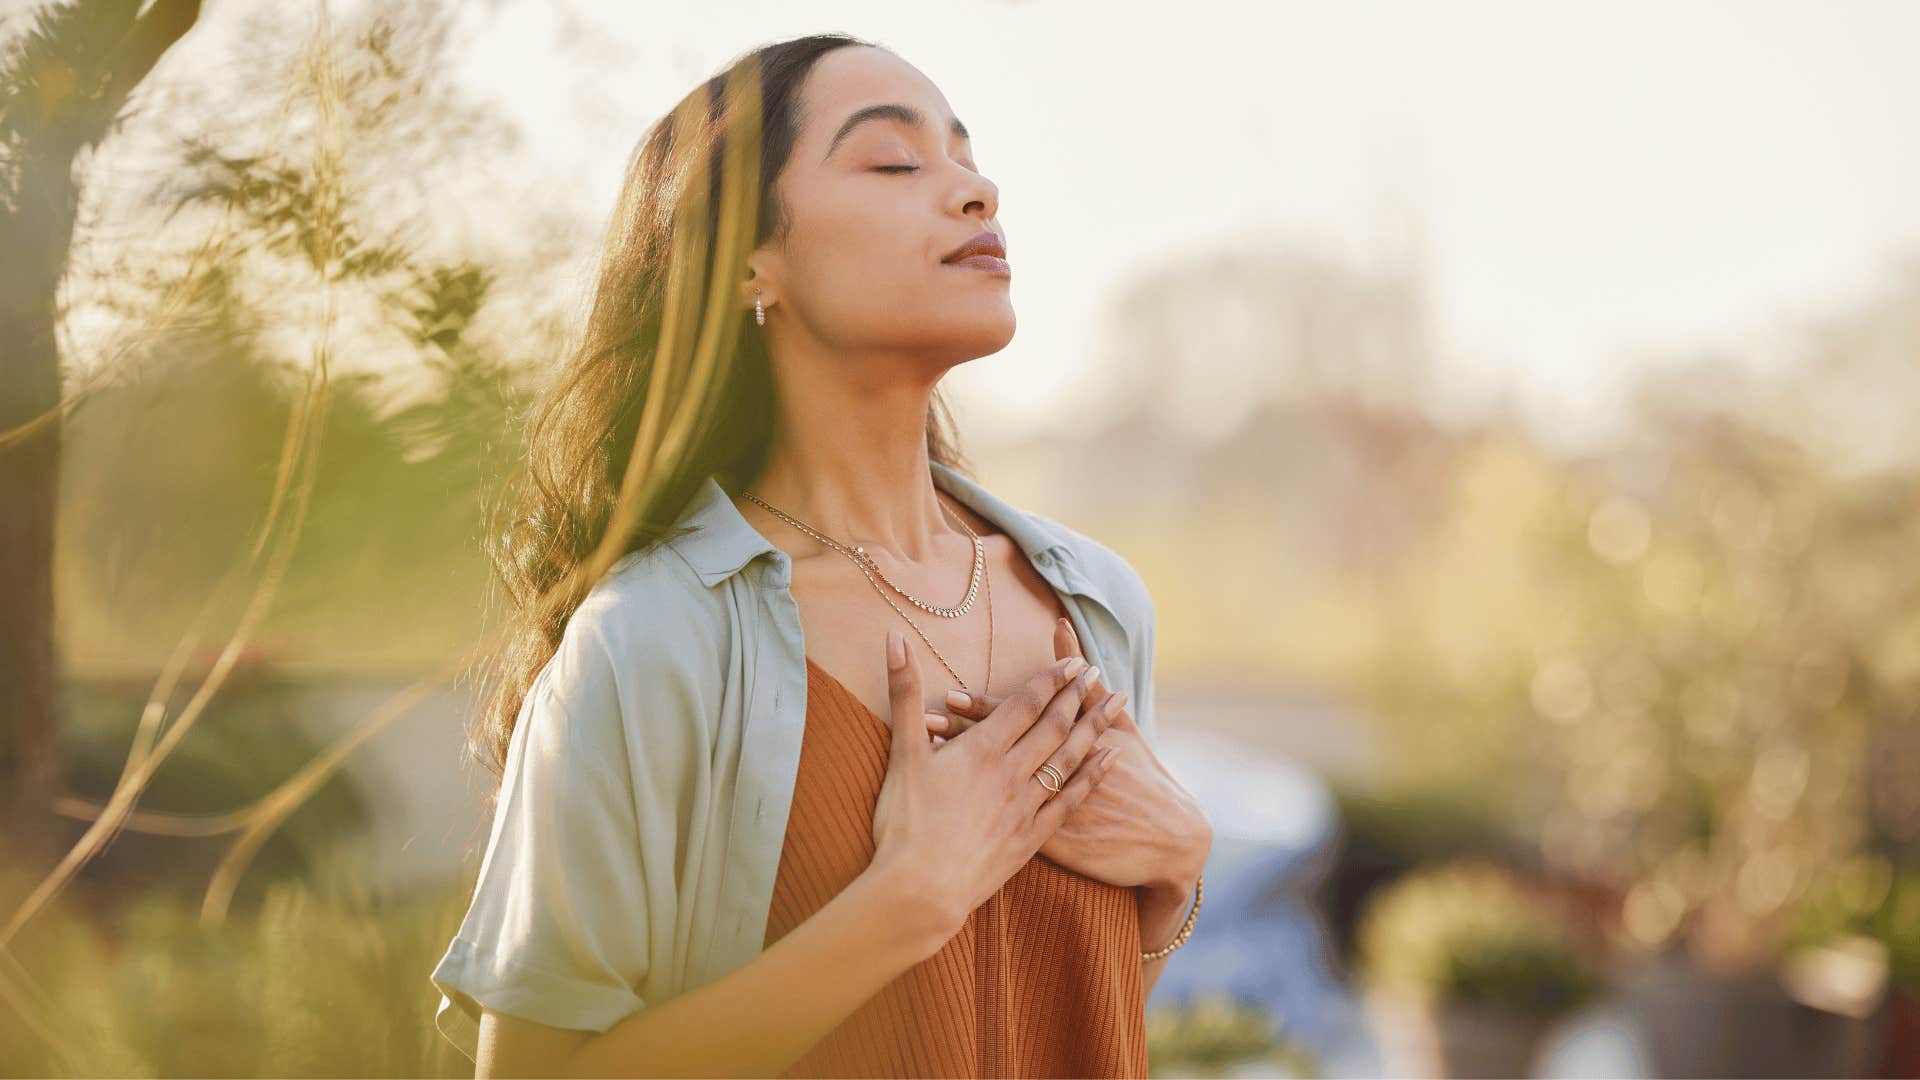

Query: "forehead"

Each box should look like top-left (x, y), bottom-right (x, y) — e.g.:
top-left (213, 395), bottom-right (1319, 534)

top-left (797, 47), bottom-right (960, 150)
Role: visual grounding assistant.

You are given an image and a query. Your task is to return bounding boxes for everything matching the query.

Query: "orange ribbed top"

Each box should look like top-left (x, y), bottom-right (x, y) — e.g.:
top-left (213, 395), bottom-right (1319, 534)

top-left (762, 655), bottom-right (1149, 1078)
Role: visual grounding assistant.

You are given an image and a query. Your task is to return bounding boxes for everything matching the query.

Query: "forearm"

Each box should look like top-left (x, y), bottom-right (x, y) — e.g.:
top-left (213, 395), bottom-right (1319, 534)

top-left (563, 864), bottom-right (952, 1078)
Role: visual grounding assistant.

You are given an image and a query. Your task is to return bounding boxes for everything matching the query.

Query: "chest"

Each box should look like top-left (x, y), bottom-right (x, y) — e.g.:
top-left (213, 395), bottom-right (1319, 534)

top-left (788, 530), bottom-right (1077, 726)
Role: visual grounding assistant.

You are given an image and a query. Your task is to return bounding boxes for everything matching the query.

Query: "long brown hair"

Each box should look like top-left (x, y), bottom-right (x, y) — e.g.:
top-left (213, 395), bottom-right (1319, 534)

top-left (467, 33), bottom-right (974, 781)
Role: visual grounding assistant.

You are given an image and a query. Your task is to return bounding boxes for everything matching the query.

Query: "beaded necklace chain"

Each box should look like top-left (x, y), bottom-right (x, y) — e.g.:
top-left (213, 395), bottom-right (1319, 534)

top-left (739, 486), bottom-right (993, 693)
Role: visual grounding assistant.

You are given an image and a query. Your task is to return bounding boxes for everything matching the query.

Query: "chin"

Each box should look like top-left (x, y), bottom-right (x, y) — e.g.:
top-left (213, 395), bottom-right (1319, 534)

top-left (955, 311), bottom-right (1016, 356)
top-left (897, 298), bottom-right (1015, 358)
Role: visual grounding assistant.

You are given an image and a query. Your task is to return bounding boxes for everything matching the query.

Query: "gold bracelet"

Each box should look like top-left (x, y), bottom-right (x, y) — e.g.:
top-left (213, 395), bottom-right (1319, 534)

top-left (1140, 872), bottom-right (1203, 962)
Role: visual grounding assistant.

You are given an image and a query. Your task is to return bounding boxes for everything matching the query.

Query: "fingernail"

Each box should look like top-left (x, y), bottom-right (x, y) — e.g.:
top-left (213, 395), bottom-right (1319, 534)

top-left (924, 712), bottom-right (947, 731)
top-left (946, 690), bottom-right (971, 710)
top-left (1101, 746), bottom-right (1119, 767)
top-left (1102, 692), bottom-right (1126, 719)
top-left (1077, 664), bottom-right (1100, 690)
top-left (1058, 656), bottom-right (1084, 678)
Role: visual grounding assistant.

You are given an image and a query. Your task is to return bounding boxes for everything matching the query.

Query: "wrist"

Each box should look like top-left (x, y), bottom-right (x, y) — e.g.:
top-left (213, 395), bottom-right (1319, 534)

top-left (1140, 874), bottom-right (1197, 923)
top-left (1147, 820), bottom-right (1212, 894)
top-left (1139, 873), bottom-right (1202, 957)
top-left (857, 859), bottom-right (963, 962)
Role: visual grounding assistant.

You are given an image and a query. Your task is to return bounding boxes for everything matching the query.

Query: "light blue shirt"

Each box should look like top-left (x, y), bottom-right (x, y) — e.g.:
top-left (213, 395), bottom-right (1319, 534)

top-left (428, 459), bottom-right (1159, 1064)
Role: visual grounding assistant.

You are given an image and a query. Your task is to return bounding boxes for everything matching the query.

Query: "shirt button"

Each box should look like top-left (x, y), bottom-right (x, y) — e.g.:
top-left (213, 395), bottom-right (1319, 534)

top-left (1034, 550), bottom-right (1052, 566)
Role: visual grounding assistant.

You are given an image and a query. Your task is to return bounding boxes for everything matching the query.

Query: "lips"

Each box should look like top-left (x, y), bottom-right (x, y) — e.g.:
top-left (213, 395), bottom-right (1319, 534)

top-left (941, 229), bottom-right (1007, 264)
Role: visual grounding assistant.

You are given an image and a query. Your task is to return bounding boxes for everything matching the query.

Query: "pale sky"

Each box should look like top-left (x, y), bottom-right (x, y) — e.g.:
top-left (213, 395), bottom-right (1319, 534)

top-left (47, 0), bottom-right (1920, 452)
top-left (435, 0), bottom-right (1920, 452)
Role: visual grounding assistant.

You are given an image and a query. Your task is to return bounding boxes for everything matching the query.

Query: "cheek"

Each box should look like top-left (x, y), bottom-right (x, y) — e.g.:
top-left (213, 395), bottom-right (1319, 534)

top-left (796, 188), bottom-right (928, 279)
top-left (786, 226), bottom-right (939, 330)
top-left (810, 204), bottom-right (929, 284)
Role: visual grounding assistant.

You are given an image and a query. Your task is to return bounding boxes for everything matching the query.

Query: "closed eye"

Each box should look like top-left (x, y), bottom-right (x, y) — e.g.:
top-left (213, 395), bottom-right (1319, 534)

top-left (873, 165), bottom-right (919, 174)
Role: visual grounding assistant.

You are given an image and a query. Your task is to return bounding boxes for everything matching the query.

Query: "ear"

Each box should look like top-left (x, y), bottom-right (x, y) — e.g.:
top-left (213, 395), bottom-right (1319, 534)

top-left (742, 257), bottom-right (778, 309)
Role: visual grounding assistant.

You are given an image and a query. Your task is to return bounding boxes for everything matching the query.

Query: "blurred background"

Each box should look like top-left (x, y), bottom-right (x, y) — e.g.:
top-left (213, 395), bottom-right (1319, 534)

top-left (4, 0), bottom-right (1920, 1075)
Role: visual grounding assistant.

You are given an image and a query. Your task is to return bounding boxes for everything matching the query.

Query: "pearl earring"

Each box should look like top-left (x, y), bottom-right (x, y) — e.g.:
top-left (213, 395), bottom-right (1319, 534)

top-left (754, 289), bottom-right (765, 327)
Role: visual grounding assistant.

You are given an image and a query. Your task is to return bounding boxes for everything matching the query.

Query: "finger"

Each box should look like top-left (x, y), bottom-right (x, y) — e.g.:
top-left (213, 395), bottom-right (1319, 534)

top-left (924, 710), bottom-right (949, 734)
top-left (945, 619), bottom-right (1084, 720)
top-left (981, 655), bottom-right (1087, 747)
top-left (939, 707), bottom-right (982, 738)
top-left (1032, 744), bottom-right (1122, 837)
top-left (1024, 670), bottom-right (1120, 818)
top-left (943, 689), bottom-right (999, 735)
top-left (1100, 689), bottom-right (1137, 734)
top-left (1011, 658), bottom-right (1101, 772)
top-left (952, 671), bottom-right (1109, 728)
top-left (884, 630), bottom-right (928, 769)
top-left (1080, 675), bottom-right (1114, 723)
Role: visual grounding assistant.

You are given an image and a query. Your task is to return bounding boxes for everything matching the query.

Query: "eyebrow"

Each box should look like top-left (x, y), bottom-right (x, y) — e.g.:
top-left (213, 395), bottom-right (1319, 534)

top-left (823, 103), bottom-right (970, 162)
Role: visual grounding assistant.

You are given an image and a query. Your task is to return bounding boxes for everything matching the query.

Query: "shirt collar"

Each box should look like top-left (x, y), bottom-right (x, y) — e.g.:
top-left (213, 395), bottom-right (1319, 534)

top-left (668, 460), bottom-right (1100, 609)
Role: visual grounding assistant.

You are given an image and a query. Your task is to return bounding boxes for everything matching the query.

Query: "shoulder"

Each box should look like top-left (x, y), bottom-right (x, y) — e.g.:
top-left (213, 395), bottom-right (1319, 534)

top-left (576, 544), bottom-right (728, 652)
top-left (532, 546), bottom-right (729, 751)
top-left (1022, 510), bottom-right (1156, 633)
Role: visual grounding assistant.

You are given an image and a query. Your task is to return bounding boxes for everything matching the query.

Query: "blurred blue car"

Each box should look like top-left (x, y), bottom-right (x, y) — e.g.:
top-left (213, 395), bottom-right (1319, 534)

top-left (1145, 726), bottom-right (1372, 1070)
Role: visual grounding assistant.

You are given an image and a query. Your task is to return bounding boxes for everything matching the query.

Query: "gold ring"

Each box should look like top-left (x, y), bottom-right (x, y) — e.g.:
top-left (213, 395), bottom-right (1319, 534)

top-left (1035, 762), bottom-right (1065, 793)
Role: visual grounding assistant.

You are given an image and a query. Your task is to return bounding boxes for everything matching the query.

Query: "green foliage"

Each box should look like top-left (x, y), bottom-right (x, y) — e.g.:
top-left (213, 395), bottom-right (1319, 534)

top-left (1356, 861), bottom-right (1601, 1017)
top-left (56, 664), bottom-right (372, 898)
top-left (1790, 857), bottom-right (1920, 992)
top-left (1331, 781), bottom-right (1520, 868)
top-left (1353, 385), bottom-right (1920, 963)
top-left (57, 265), bottom-right (531, 673)
top-left (4, 847), bottom-right (479, 1077)
top-left (1146, 992), bottom-right (1314, 1078)
top-left (5, 4), bottom-right (541, 1070)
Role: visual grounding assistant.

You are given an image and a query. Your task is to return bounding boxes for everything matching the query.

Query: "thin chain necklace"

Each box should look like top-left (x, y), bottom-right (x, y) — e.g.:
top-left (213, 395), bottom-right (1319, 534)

top-left (739, 484), bottom-right (993, 693)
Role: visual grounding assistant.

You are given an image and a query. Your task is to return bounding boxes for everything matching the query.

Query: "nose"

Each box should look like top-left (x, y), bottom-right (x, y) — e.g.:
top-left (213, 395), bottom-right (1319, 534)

top-left (956, 168), bottom-right (998, 221)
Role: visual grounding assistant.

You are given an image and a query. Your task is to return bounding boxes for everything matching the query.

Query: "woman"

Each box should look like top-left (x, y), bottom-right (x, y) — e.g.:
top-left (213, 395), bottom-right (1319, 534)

top-left (429, 33), bottom-right (1213, 1078)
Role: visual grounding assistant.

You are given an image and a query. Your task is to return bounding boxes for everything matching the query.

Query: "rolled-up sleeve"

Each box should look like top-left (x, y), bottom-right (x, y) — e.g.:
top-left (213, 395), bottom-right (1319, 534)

top-left (429, 663), bottom-right (652, 1063)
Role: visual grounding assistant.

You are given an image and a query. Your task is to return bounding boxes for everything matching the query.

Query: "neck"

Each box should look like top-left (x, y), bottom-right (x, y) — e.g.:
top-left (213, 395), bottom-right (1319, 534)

top-left (741, 371), bottom-right (958, 565)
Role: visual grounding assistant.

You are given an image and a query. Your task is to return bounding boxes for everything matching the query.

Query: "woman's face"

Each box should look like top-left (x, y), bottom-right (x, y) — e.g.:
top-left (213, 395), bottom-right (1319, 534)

top-left (754, 46), bottom-right (1013, 368)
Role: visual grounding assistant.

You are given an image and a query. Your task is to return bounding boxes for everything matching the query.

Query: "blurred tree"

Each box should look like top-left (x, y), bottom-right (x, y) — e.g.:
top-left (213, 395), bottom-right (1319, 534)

top-left (1351, 246), bottom-right (1920, 979)
top-left (1091, 240), bottom-right (1437, 445)
top-left (49, 0), bottom-right (526, 672)
top-left (1065, 240), bottom-right (1449, 545)
top-left (2, 0), bottom-right (528, 957)
top-left (0, 0), bottom-right (201, 862)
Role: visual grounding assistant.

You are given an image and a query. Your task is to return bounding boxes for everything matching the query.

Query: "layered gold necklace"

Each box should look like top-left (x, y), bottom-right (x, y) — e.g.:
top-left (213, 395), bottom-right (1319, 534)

top-left (739, 485), bottom-right (993, 693)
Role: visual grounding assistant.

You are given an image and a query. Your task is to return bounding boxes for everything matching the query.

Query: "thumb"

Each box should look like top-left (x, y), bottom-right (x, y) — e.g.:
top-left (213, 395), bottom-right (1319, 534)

top-left (884, 629), bottom-right (929, 767)
top-left (1054, 616), bottom-right (1084, 662)
top-left (1057, 615), bottom-right (1121, 721)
